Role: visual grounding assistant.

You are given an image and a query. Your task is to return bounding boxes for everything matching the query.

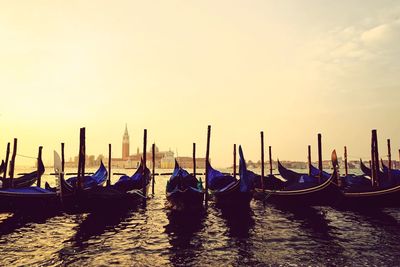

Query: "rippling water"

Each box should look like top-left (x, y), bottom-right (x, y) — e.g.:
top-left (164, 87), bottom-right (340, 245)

top-left (1, 167), bottom-right (400, 266)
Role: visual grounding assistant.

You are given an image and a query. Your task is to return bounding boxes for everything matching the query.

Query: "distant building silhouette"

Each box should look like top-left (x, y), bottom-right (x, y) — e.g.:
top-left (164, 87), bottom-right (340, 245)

top-left (122, 124), bottom-right (130, 160)
top-left (65, 125), bottom-right (206, 169)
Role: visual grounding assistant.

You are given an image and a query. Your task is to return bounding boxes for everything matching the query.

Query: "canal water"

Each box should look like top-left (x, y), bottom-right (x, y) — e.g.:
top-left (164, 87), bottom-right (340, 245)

top-left (1, 167), bottom-right (400, 266)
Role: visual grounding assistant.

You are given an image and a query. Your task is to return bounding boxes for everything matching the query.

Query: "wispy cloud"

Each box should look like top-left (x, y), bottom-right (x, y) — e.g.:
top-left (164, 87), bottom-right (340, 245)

top-left (302, 5), bottom-right (400, 99)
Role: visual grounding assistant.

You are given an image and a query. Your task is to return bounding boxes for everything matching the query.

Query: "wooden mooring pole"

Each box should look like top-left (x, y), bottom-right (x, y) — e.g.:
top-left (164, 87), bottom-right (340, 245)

top-left (193, 143), bottom-right (196, 178)
top-left (318, 133), bottom-right (323, 183)
top-left (269, 146), bottom-right (273, 176)
top-left (373, 130), bottom-right (379, 187)
top-left (371, 129), bottom-right (379, 187)
top-left (61, 143), bottom-right (65, 174)
top-left (9, 138), bottom-right (18, 188)
top-left (260, 131), bottom-right (265, 192)
top-left (387, 139), bottom-right (392, 181)
top-left (82, 129), bottom-right (86, 183)
top-left (370, 132), bottom-right (375, 187)
top-left (233, 144), bottom-right (237, 179)
top-left (142, 129), bottom-right (147, 199)
top-left (59, 143), bottom-right (65, 201)
top-left (307, 145), bottom-right (312, 177)
top-left (77, 127), bottom-right (85, 190)
top-left (152, 143), bottom-right (155, 195)
top-left (344, 146), bottom-right (348, 176)
top-left (61, 143), bottom-right (65, 198)
top-left (37, 146), bottom-right (43, 187)
top-left (107, 144), bottom-right (112, 187)
top-left (205, 125), bottom-right (211, 206)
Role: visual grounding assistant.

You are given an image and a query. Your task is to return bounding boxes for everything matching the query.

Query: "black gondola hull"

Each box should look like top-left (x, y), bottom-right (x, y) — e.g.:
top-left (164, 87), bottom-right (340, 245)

top-left (166, 188), bottom-right (204, 211)
top-left (0, 194), bottom-right (57, 212)
top-left (338, 185), bottom-right (400, 208)
top-left (261, 179), bottom-right (341, 207)
top-left (73, 186), bottom-right (148, 212)
top-left (211, 181), bottom-right (253, 208)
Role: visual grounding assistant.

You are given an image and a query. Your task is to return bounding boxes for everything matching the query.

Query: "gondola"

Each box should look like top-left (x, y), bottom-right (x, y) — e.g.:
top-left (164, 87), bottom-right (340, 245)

top-left (0, 157), bottom-right (45, 189)
top-left (60, 159), bottom-right (151, 211)
top-left (64, 162), bottom-right (108, 189)
top-left (45, 161), bottom-right (107, 192)
top-left (206, 146), bottom-right (254, 207)
top-left (360, 159), bottom-right (385, 178)
top-left (251, 167), bottom-right (286, 191)
top-left (309, 163), bottom-right (371, 187)
top-left (0, 167), bottom-right (103, 212)
top-left (359, 159), bottom-right (371, 176)
top-left (277, 161), bottom-right (330, 183)
top-left (0, 186), bottom-right (61, 212)
top-left (277, 160), bottom-right (301, 184)
top-left (89, 159), bottom-right (153, 207)
top-left (381, 161), bottom-right (400, 185)
top-left (278, 160), bottom-right (370, 187)
top-left (0, 152), bottom-right (143, 212)
top-left (359, 159), bottom-right (394, 187)
top-left (255, 150), bottom-right (342, 206)
top-left (53, 156), bottom-right (150, 210)
top-left (0, 156), bottom-right (68, 212)
top-left (166, 160), bottom-right (204, 210)
top-left (113, 159), bottom-right (151, 194)
top-left (336, 161), bottom-right (400, 208)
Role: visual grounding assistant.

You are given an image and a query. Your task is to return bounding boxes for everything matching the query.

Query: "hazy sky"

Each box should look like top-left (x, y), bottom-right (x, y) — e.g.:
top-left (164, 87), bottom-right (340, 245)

top-left (1, 0), bottom-right (400, 167)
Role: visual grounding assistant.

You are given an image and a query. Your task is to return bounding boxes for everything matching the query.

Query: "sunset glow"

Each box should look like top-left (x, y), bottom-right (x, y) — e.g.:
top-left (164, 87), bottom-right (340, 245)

top-left (1, 1), bottom-right (399, 166)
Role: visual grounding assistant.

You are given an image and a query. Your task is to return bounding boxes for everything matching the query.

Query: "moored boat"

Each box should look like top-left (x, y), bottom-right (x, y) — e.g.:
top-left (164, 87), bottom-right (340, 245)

top-left (207, 146), bottom-right (254, 207)
top-left (166, 160), bottom-right (204, 211)
top-left (335, 162), bottom-right (400, 208)
top-left (113, 159), bottom-right (151, 194)
top-left (45, 161), bottom-right (107, 192)
top-left (0, 158), bottom-right (45, 189)
top-left (256, 150), bottom-right (342, 207)
top-left (82, 159), bottom-right (152, 210)
top-left (381, 161), bottom-right (400, 185)
top-left (278, 160), bottom-right (370, 188)
top-left (0, 151), bottom-right (146, 212)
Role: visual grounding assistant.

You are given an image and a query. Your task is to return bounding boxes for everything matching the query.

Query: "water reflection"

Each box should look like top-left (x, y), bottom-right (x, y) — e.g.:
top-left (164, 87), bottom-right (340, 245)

top-left (347, 208), bottom-right (400, 240)
top-left (218, 205), bottom-right (255, 238)
top-left (218, 205), bottom-right (257, 266)
top-left (59, 209), bottom-right (135, 265)
top-left (165, 208), bottom-right (206, 266)
top-left (327, 207), bottom-right (400, 265)
top-left (250, 203), bottom-right (349, 266)
top-left (0, 211), bottom-right (59, 237)
top-left (1, 168), bottom-right (400, 266)
top-left (276, 206), bottom-right (333, 237)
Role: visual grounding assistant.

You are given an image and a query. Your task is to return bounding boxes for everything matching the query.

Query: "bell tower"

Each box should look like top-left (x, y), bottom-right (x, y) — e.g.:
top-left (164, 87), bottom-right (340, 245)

top-left (122, 124), bottom-right (130, 159)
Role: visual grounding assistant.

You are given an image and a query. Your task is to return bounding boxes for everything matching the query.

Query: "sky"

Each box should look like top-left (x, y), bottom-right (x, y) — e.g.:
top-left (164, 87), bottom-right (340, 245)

top-left (0, 0), bottom-right (400, 167)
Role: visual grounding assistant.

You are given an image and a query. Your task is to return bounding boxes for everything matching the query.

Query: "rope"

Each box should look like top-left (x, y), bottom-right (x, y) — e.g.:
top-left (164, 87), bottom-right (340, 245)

top-left (264, 191), bottom-right (272, 200)
top-left (127, 189), bottom-right (147, 199)
top-left (262, 191), bottom-right (273, 206)
top-left (16, 154), bottom-right (38, 160)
